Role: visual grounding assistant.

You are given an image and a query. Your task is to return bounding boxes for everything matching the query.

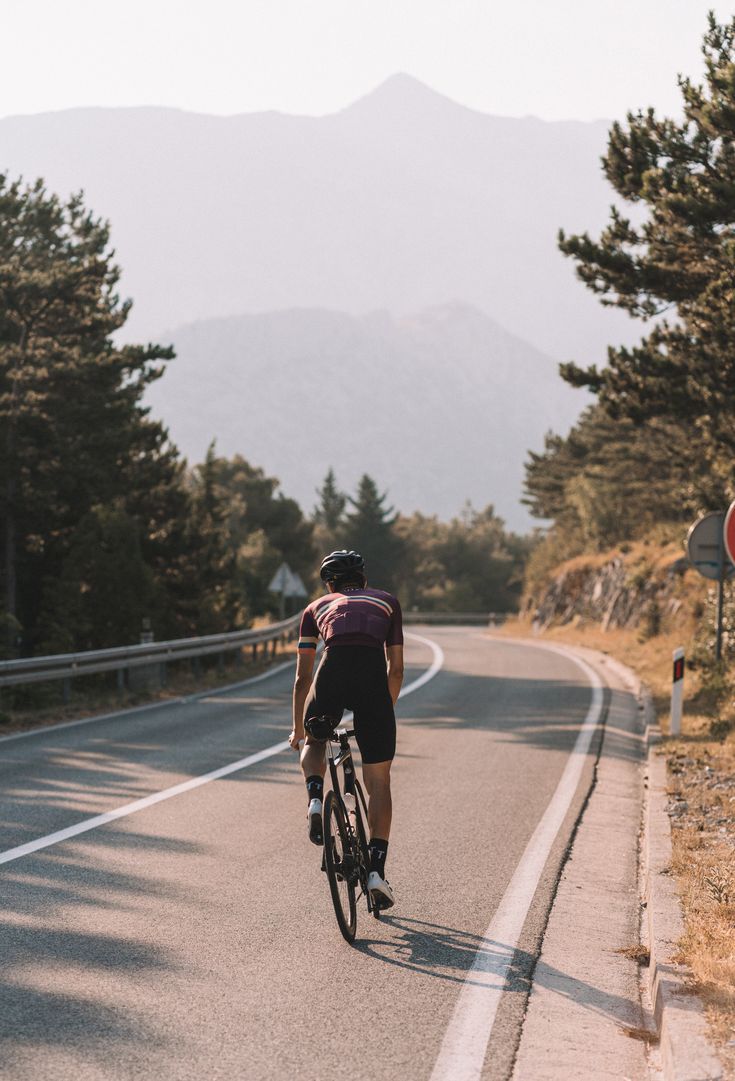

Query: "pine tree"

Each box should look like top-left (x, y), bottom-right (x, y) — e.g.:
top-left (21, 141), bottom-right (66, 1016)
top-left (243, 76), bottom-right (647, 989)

top-left (314, 468), bottom-right (346, 533)
top-left (523, 405), bottom-right (717, 547)
top-left (186, 442), bottom-right (240, 632)
top-left (313, 467), bottom-right (347, 555)
top-left (556, 15), bottom-right (735, 492)
top-left (344, 475), bottom-right (402, 591)
top-left (0, 175), bottom-right (175, 649)
top-left (196, 452), bottom-right (315, 616)
top-left (39, 504), bottom-right (156, 651)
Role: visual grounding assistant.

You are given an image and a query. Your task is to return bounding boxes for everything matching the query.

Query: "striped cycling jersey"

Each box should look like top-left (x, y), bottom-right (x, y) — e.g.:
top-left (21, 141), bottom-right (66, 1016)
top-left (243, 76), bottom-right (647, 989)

top-left (298, 587), bottom-right (403, 651)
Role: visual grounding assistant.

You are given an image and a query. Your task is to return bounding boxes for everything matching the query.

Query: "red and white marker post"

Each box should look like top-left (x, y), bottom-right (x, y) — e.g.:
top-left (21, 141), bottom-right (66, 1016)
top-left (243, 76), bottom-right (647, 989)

top-left (670, 648), bottom-right (685, 737)
top-left (720, 501), bottom-right (735, 662)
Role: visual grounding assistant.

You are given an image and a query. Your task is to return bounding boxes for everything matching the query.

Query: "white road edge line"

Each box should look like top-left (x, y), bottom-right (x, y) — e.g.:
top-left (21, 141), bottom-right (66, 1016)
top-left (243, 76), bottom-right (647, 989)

top-left (429, 640), bottom-right (605, 1081)
top-left (0, 631), bottom-right (444, 867)
top-left (0, 659), bottom-right (296, 745)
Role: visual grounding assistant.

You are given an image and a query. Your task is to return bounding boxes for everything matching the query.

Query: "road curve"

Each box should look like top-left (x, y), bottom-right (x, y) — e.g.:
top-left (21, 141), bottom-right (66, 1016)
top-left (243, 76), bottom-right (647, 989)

top-left (0, 628), bottom-right (629, 1080)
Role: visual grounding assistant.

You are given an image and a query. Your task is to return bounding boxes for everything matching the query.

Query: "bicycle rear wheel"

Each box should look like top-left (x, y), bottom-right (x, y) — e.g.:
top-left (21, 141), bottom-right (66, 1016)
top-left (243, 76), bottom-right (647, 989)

top-left (323, 790), bottom-right (358, 942)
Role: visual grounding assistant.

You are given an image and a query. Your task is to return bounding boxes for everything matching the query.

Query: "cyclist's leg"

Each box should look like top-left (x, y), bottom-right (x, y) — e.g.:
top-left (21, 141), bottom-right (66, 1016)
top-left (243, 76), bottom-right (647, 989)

top-left (350, 655), bottom-right (395, 891)
top-left (347, 650), bottom-right (396, 906)
top-left (362, 759), bottom-right (392, 840)
top-left (348, 649), bottom-right (396, 839)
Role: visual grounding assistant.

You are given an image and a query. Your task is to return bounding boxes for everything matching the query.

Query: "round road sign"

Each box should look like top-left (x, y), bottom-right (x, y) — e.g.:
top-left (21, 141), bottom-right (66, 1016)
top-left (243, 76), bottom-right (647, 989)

top-left (724, 501), bottom-right (735, 567)
top-left (687, 511), bottom-right (735, 580)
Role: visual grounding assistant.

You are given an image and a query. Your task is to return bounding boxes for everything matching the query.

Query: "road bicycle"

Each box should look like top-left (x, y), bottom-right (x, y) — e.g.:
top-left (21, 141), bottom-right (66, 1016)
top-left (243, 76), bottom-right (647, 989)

top-left (305, 715), bottom-right (382, 943)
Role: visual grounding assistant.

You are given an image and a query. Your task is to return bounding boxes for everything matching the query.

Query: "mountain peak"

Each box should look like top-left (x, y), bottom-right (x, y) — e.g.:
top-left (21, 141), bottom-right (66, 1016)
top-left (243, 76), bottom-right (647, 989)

top-left (342, 73), bottom-right (465, 117)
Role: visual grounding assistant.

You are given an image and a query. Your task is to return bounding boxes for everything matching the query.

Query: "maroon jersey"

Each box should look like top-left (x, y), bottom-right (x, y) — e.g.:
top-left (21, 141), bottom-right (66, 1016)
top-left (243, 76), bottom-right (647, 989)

top-left (298, 587), bottom-right (403, 651)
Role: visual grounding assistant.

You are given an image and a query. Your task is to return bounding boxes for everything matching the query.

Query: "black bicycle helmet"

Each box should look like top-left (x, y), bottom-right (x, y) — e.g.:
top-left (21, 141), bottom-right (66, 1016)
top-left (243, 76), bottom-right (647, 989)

top-left (319, 549), bottom-right (366, 584)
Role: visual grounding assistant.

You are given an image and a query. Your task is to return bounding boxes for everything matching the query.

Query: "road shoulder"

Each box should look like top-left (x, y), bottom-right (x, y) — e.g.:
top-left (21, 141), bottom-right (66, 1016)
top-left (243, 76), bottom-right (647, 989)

top-left (511, 646), bottom-right (650, 1080)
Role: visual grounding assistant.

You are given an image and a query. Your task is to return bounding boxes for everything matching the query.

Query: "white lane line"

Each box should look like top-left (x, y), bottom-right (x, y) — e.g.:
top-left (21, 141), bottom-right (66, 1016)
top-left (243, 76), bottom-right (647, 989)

top-left (0, 741), bottom-right (291, 867)
top-left (430, 640), bottom-right (604, 1081)
top-left (403, 631), bottom-right (444, 691)
top-left (0, 632), bottom-right (444, 866)
top-left (0, 659), bottom-right (296, 745)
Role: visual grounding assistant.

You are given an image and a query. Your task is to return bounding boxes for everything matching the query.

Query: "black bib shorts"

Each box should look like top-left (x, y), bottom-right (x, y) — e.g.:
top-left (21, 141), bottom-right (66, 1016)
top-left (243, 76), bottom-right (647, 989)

top-left (304, 645), bottom-right (396, 764)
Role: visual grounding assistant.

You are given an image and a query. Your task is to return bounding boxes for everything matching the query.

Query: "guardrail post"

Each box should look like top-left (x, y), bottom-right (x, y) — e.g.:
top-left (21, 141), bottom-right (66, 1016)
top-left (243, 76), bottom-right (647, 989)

top-left (62, 677), bottom-right (71, 705)
top-left (159, 662), bottom-right (167, 688)
top-left (217, 652), bottom-right (224, 674)
top-left (252, 643), bottom-right (257, 662)
top-left (117, 668), bottom-right (126, 696)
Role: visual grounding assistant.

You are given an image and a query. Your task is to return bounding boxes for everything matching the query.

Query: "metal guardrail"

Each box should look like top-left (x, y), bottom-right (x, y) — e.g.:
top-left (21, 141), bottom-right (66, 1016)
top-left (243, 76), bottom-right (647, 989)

top-left (0, 610), bottom-right (507, 697)
top-left (0, 614), bottom-right (300, 692)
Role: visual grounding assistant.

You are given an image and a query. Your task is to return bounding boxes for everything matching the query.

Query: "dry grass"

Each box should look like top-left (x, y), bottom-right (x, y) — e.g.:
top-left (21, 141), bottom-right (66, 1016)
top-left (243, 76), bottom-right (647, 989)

top-left (614, 944), bottom-right (651, 965)
top-left (618, 1024), bottom-right (659, 1044)
top-left (551, 538), bottom-right (686, 579)
top-left (497, 614), bottom-right (735, 1074)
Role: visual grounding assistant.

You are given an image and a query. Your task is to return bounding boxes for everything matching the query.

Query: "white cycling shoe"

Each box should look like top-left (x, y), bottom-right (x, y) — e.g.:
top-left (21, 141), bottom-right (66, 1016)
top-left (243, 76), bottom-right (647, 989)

top-left (307, 798), bottom-right (323, 846)
top-left (367, 870), bottom-right (395, 909)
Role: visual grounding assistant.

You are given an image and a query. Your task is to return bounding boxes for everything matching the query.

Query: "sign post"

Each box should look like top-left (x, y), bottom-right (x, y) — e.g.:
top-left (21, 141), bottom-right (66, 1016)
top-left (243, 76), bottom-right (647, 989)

top-left (268, 562), bottom-right (308, 619)
top-left (670, 648), bottom-right (685, 737)
top-left (686, 511), bottom-right (735, 662)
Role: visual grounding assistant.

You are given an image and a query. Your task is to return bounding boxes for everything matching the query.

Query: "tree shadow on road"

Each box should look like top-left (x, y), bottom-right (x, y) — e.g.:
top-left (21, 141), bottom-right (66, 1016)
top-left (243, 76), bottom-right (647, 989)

top-left (0, 822), bottom-right (207, 1071)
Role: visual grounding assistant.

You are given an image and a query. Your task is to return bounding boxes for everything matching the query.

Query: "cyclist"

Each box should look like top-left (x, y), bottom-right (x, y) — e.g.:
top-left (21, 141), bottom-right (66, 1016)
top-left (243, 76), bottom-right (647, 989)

top-left (289, 550), bottom-right (404, 909)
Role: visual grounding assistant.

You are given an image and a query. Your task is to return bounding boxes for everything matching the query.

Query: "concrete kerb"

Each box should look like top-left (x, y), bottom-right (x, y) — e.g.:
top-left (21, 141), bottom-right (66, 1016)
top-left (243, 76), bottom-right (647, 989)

top-left (641, 690), bottom-right (724, 1081)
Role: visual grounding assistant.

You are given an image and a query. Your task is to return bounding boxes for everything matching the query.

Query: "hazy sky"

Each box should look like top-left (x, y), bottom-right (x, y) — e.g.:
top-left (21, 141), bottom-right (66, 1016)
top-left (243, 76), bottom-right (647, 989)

top-left (1, 1), bottom-right (732, 122)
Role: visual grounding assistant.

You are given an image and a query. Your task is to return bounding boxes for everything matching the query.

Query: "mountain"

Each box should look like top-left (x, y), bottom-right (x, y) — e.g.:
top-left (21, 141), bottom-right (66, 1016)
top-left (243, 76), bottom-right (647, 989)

top-left (146, 302), bottom-right (588, 529)
top-left (0, 76), bottom-right (635, 361)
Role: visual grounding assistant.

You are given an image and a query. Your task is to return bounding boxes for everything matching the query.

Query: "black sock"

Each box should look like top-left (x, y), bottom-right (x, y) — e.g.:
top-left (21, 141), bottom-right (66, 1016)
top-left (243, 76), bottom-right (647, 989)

top-left (369, 838), bottom-right (389, 877)
top-left (306, 775), bottom-right (324, 805)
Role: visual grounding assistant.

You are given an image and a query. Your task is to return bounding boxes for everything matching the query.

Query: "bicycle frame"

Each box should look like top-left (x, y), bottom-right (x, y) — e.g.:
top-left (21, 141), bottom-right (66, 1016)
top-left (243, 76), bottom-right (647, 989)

top-left (325, 727), bottom-right (374, 914)
top-left (326, 728), bottom-right (356, 800)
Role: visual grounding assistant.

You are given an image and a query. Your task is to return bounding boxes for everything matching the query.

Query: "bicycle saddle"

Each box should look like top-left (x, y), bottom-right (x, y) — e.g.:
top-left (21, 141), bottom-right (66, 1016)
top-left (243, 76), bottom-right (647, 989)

top-left (304, 714), bottom-right (340, 741)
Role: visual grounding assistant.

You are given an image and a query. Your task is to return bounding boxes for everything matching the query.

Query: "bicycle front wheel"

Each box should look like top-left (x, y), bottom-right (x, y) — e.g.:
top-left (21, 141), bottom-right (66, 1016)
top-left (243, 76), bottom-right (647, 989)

top-left (323, 790), bottom-right (358, 943)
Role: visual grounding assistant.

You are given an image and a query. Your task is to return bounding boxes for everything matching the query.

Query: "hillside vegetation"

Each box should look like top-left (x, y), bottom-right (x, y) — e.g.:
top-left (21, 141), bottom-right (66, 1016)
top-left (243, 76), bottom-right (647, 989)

top-left (520, 16), bottom-right (735, 1063)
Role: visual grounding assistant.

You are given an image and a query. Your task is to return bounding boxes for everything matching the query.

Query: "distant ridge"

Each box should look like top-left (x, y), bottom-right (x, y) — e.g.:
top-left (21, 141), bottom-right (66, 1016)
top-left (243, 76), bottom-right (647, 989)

top-left (0, 77), bottom-right (630, 362)
top-left (146, 302), bottom-right (588, 529)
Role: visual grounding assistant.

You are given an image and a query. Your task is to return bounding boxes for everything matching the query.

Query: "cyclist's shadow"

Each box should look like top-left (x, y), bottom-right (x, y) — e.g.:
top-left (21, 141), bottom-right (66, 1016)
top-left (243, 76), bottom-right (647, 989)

top-left (355, 914), bottom-right (638, 1026)
top-left (356, 915), bottom-right (494, 985)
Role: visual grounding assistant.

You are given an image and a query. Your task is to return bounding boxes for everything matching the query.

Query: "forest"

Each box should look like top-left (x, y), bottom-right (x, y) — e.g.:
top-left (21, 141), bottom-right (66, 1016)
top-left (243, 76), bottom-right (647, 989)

top-left (524, 14), bottom-right (735, 593)
top-left (0, 178), bottom-right (526, 656)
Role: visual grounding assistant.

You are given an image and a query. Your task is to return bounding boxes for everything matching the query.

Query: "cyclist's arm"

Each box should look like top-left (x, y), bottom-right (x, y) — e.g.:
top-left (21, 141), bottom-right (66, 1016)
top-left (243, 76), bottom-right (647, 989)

top-left (290, 605), bottom-right (319, 749)
top-left (290, 648), bottom-right (316, 748)
top-left (386, 644), bottom-right (404, 705)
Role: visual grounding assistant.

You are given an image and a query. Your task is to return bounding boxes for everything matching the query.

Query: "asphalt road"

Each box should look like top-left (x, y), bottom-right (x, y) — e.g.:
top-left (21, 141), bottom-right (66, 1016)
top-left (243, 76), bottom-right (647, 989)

top-left (0, 628), bottom-right (642, 1080)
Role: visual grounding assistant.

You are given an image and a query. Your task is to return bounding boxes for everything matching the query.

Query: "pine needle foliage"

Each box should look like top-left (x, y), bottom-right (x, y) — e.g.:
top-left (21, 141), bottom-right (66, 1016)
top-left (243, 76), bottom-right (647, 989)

top-left (526, 14), bottom-right (735, 560)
